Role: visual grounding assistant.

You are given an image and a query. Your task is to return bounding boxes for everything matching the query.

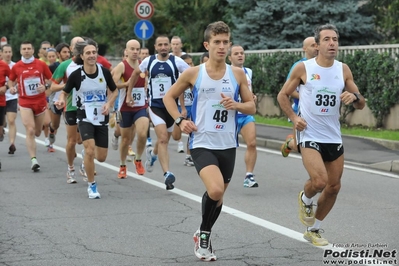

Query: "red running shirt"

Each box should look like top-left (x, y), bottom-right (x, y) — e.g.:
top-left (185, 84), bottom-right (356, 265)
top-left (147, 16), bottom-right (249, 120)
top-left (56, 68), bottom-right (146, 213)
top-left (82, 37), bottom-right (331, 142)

top-left (0, 61), bottom-right (10, 106)
top-left (9, 59), bottom-right (52, 106)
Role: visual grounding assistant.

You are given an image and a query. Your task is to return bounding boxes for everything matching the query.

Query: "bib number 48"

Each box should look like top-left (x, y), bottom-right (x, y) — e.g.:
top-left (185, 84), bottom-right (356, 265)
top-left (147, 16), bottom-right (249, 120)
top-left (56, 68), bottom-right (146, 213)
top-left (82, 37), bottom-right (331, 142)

top-left (213, 110), bottom-right (228, 122)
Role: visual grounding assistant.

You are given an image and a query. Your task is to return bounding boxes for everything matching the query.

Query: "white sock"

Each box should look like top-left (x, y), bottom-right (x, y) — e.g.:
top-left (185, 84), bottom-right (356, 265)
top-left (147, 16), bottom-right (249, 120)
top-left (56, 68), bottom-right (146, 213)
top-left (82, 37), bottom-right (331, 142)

top-left (246, 172), bottom-right (253, 176)
top-left (301, 192), bottom-right (313, 205)
top-left (308, 219), bottom-right (322, 231)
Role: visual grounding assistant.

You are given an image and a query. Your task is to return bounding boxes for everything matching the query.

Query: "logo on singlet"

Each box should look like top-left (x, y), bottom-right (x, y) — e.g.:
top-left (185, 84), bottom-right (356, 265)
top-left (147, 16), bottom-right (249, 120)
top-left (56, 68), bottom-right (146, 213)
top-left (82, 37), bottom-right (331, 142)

top-left (203, 88), bottom-right (216, 94)
top-left (214, 124), bottom-right (226, 131)
top-left (320, 108), bottom-right (329, 113)
top-left (222, 79), bottom-right (229, 84)
top-left (311, 74), bottom-right (321, 80)
top-left (222, 87), bottom-right (231, 92)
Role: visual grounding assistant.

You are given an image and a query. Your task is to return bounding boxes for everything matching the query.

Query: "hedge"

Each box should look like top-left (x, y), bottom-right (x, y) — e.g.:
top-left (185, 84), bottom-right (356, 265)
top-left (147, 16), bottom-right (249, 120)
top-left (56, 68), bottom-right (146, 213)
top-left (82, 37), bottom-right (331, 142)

top-left (243, 51), bottom-right (399, 128)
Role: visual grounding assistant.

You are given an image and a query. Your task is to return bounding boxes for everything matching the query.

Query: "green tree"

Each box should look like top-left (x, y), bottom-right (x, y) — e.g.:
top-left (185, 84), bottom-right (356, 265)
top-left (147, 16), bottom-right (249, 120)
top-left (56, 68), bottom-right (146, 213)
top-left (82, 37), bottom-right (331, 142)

top-left (1, 0), bottom-right (72, 60)
top-left (61, 0), bottom-right (93, 10)
top-left (70, 0), bottom-right (230, 56)
top-left (153, 0), bottom-right (230, 52)
top-left (362, 0), bottom-right (399, 43)
top-left (0, 2), bottom-right (17, 46)
top-left (70, 0), bottom-right (138, 57)
top-left (227, 0), bottom-right (379, 50)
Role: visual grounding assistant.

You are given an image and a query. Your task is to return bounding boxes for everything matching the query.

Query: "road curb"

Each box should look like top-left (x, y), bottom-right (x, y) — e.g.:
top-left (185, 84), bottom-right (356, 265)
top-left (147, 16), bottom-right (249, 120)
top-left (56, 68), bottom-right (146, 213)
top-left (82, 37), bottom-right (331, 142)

top-left (238, 135), bottom-right (399, 174)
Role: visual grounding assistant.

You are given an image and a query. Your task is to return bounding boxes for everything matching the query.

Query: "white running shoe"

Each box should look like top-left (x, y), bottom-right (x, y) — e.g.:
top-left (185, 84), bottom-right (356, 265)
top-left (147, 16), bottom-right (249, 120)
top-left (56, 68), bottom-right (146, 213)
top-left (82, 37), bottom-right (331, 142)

top-left (243, 174), bottom-right (259, 188)
top-left (193, 229), bottom-right (216, 261)
top-left (87, 182), bottom-right (101, 199)
top-left (145, 147), bottom-right (157, 172)
top-left (67, 169), bottom-right (77, 184)
top-left (31, 158), bottom-right (40, 172)
top-left (146, 137), bottom-right (152, 147)
top-left (111, 135), bottom-right (119, 150)
top-left (177, 141), bottom-right (184, 153)
top-left (184, 156), bottom-right (195, 166)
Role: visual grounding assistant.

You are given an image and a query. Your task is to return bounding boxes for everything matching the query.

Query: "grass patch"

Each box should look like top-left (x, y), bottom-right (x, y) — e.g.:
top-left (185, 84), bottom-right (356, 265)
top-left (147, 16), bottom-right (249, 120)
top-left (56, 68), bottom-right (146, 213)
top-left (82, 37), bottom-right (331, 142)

top-left (254, 115), bottom-right (399, 141)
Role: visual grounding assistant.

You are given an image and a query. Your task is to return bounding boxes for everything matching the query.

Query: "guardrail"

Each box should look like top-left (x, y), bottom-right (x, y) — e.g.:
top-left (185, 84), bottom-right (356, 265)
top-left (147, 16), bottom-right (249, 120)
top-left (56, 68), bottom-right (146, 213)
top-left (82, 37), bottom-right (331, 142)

top-left (107, 44), bottom-right (399, 66)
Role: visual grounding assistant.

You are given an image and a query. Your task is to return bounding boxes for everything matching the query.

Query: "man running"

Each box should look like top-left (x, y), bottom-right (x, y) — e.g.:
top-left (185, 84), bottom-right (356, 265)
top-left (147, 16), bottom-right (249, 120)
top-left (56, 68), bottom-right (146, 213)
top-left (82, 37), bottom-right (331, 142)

top-left (112, 39), bottom-right (149, 178)
top-left (164, 21), bottom-right (255, 261)
top-left (8, 41), bottom-right (52, 171)
top-left (126, 35), bottom-right (189, 190)
top-left (277, 24), bottom-right (365, 246)
top-left (56, 39), bottom-right (118, 199)
top-left (228, 44), bottom-right (259, 188)
top-left (1, 44), bottom-right (17, 154)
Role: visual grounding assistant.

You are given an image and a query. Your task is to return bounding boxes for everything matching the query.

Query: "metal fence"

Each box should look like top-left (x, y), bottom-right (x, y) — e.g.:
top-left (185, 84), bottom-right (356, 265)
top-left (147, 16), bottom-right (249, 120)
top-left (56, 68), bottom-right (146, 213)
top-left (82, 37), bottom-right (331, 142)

top-left (107, 44), bottom-right (399, 66)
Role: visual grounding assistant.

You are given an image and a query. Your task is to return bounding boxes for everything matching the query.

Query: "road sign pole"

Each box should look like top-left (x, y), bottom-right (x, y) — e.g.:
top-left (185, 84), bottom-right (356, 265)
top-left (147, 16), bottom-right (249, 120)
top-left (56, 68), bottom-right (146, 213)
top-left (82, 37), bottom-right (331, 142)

top-left (134, 0), bottom-right (155, 46)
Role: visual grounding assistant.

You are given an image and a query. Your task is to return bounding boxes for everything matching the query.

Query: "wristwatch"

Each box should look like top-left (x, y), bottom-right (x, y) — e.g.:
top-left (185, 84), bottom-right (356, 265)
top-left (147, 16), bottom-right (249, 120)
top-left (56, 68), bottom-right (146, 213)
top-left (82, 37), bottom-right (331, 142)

top-left (353, 92), bottom-right (361, 103)
top-left (175, 116), bottom-right (185, 126)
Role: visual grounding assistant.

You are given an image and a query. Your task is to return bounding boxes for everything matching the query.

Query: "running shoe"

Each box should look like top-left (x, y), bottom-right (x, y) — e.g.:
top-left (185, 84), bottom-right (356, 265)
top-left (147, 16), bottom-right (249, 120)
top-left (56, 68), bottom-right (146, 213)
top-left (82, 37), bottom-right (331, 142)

top-left (243, 174), bottom-right (259, 188)
top-left (298, 191), bottom-right (315, 227)
top-left (87, 182), bottom-right (100, 199)
top-left (47, 145), bottom-right (55, 152)
top-left (164, 171), bottom-right (175, 190)
top-left (177, 141), bottom-right (184, 153)
top-left (134, 160), bottom-right (145, 175)
top-left (184, 156), bottom-right (194, 166)
top-left (67, 169), bottom-right (77, 184)
top-left (8, 144), bottom-right (16, 154)
top-left (111, 135), bottom-right (119, 150)
top-left (118, 165), bottom-right (127, 179)
top-left (145, 147), bottom-right (157, 172)
top-left (128, 146), bottom-right (136, 157)
top-left (80, 164), bottom-right (88, 182)
top-left (193, 229), bottom-right (217, 261)
top-left (31, 158), bottom-right (40, 172)
top-left (281, 134), bottom-right (294, 157)
top-left (146, 137), bottom-right (152, 147)
top-left (79, 164), bottom-right (88, 182)
top-left (303, 229), bottom-right (328, 246)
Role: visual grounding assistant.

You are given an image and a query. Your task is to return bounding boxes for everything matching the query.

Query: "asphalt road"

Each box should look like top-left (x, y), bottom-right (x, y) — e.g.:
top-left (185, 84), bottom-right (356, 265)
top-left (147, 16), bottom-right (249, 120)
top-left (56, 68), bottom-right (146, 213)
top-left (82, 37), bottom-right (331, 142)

top-left (0, 118), bottom-right (398, 266)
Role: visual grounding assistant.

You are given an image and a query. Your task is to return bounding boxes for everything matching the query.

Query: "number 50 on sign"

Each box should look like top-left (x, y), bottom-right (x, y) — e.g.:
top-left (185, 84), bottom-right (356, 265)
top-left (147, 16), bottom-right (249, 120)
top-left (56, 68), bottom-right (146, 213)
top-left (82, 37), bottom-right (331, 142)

top-left (134, 0), bottom-right (154, 20)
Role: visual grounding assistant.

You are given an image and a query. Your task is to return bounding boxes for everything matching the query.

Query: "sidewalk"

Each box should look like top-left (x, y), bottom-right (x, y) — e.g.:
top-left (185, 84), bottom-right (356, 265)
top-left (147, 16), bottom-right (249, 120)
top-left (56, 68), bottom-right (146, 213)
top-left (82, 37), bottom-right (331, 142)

top-left (243, 124), bottom-right (399, 174)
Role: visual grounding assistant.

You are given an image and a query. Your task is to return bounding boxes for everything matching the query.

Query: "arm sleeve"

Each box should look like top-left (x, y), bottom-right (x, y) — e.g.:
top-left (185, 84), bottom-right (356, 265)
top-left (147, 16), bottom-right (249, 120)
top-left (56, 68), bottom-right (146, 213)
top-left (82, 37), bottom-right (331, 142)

top-left (51, 60), bottom-right (69, 84)
top-left (176, 57), bottom-right (190, 73)
top-left (63, 69), bottom-right (80, 94)
top-left (102, 67), bottom-right (117, 92)
top-left (9, 65), bottom-right (17, 81)
top-left (139, 57), bottom-right (150, 73)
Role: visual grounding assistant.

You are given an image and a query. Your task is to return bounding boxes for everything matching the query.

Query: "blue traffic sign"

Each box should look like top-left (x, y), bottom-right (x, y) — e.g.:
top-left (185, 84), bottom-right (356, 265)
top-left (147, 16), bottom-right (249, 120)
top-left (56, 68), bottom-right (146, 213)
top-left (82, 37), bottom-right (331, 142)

top-left (134, 20), bottom-right (154, 40)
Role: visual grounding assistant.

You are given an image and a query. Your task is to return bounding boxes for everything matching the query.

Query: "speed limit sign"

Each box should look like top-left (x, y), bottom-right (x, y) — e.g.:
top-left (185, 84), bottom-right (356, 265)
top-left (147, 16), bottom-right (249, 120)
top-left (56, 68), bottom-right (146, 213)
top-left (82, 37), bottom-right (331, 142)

top-left (134, 0), bottom-right (154, 20)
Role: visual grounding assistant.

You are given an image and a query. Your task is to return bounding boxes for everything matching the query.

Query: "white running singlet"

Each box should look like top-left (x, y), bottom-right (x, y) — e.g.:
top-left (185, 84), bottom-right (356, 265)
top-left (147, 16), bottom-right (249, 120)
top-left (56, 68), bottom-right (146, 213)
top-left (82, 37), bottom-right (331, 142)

top-left (190, 64), bottom-right (239, 150)
top-left (298, 58), bottom-right (344, 143)
top-left (76, 65), bottom-right (107, 125)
